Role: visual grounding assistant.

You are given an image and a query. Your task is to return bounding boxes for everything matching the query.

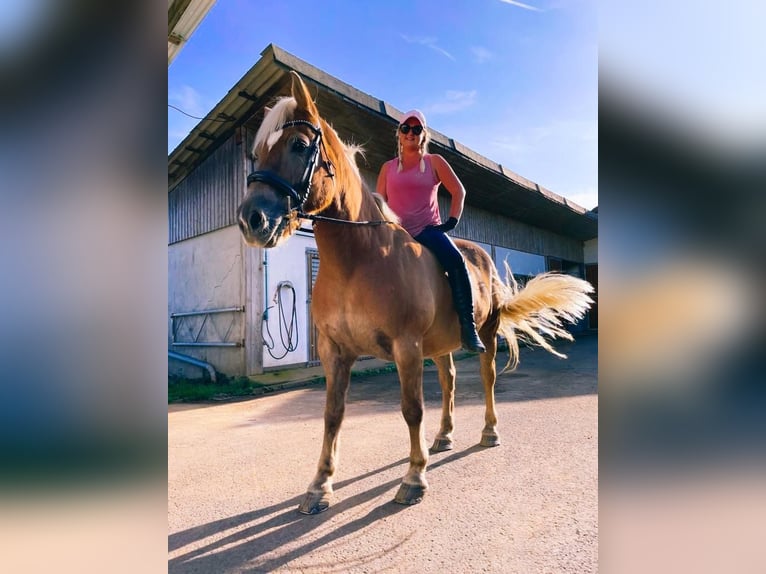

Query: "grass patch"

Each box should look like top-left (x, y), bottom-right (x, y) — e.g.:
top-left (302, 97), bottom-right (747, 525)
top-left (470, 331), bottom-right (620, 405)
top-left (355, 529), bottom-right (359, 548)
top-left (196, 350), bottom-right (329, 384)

top-left (168, 355), bottom-right (479, 404)
top-left (168, 375), bottom-right (270, 403)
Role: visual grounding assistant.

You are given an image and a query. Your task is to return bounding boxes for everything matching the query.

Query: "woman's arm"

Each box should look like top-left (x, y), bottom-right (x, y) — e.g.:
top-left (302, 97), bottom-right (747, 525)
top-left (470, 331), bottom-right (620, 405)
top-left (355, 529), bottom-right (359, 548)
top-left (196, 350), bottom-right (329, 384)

top-left (375, 160), bottom-right (389, 200)
top-left (431, 154), bottom-right (466, 220)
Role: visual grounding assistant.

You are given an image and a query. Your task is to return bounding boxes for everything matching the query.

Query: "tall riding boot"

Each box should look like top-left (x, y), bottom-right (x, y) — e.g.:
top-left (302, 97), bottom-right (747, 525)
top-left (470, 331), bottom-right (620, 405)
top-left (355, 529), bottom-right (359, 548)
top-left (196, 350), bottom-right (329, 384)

top-left (448, 267), bottom-right (486, 353)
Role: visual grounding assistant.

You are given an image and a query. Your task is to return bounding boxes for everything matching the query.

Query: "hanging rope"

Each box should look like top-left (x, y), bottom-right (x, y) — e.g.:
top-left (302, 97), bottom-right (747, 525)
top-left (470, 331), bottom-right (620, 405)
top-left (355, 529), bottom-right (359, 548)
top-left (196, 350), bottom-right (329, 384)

top-left (262, 281), bottom-right (299, 360)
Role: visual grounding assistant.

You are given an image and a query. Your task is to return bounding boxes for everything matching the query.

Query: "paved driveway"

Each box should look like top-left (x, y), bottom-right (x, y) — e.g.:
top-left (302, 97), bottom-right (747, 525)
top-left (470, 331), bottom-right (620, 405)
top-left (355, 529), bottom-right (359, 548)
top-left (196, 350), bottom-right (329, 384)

top-left (169, 332), bottom-right (597, 573)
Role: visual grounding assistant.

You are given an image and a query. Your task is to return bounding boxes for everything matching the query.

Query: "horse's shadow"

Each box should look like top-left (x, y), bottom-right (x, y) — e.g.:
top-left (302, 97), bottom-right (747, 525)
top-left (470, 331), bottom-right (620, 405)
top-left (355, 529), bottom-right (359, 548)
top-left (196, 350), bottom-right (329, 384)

top-left (169, 444), bottom-right (484, 573)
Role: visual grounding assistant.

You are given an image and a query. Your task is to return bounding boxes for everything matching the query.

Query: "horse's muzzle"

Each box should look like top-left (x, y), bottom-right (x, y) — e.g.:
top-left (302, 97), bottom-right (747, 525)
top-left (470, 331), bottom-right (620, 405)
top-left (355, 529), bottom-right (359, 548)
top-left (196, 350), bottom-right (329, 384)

top-left (237, 201), bottom-right (292, 248)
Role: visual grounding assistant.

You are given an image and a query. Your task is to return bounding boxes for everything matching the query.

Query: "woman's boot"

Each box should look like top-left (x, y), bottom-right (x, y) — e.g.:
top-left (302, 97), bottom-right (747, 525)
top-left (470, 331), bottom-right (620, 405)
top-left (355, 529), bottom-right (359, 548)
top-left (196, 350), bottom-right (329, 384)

top-left (448, 269), bottom-right (486, 353)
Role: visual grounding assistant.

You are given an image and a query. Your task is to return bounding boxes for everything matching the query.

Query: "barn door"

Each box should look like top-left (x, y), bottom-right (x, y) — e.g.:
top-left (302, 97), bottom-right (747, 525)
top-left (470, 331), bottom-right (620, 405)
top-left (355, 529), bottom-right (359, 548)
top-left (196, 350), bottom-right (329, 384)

top-left (306, 248), bottom-right (320, 365)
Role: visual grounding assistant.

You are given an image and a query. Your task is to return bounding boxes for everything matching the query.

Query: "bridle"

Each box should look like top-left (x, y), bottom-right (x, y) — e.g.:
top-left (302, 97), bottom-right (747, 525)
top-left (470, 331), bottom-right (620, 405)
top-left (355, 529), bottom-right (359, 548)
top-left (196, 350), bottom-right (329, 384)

top-left (246, 119), bottom-right (327, 215)
top-left (246, 119), bottom-right (392, 227)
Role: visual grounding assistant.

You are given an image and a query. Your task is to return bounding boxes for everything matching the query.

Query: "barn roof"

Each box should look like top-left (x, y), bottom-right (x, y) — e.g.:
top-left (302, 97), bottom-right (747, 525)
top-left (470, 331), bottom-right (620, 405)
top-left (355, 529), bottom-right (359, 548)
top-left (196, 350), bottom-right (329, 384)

top-left (168, 44), bottom-right (597, 241)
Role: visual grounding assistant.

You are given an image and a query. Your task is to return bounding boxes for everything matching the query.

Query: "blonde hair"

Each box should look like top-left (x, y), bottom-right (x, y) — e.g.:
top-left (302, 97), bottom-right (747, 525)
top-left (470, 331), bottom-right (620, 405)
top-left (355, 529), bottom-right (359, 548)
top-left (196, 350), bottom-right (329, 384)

top-left (396, 126), bottom-right (431, 173)
top-left (253, 97), bottom-right (296, 157)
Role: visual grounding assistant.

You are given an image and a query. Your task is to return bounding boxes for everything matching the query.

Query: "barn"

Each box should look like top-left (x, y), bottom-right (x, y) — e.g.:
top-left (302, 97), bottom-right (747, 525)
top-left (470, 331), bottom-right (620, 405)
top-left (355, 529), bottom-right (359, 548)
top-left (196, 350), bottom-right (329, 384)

top-left (167, 44), bottom-right (598, 379)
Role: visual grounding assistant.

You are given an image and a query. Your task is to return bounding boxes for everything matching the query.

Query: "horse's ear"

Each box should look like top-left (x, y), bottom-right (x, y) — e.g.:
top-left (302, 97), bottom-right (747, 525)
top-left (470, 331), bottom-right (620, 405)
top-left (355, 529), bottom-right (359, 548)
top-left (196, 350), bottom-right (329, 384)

top-left (289, 71), bottom-right (318, 118)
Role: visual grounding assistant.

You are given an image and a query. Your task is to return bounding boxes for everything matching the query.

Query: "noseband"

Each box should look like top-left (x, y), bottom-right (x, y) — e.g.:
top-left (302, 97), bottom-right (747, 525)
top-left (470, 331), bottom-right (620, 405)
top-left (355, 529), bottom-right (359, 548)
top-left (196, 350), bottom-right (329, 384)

top-left (246, 119), bottom-right (332, 214)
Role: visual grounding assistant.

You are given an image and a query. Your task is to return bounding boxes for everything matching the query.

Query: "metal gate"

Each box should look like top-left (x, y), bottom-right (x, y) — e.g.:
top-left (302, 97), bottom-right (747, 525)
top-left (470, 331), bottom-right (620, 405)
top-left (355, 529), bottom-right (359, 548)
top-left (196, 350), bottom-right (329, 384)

top-left (171, 306), bottom-right (245, 347)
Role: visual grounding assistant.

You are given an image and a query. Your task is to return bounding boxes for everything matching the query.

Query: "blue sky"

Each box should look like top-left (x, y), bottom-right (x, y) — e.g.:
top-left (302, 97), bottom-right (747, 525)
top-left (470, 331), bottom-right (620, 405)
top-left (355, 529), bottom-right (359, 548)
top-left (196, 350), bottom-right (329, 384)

top-left (168, 0), bottom-right (597, 210)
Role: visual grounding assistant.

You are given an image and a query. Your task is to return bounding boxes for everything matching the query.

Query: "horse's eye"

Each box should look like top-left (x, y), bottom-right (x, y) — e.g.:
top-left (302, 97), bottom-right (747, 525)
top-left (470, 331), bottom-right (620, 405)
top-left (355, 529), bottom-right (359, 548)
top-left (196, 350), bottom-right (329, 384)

top-left (291, 139), bottom-right (309, 153)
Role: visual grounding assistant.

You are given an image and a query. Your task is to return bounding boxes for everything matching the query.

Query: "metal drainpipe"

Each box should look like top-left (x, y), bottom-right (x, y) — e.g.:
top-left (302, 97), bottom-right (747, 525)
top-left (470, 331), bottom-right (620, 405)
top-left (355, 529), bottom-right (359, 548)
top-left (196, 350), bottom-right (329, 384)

top-left (168, 350), bottom-right (217, 383)
top-left (263, 250), bottom-right (269, 320)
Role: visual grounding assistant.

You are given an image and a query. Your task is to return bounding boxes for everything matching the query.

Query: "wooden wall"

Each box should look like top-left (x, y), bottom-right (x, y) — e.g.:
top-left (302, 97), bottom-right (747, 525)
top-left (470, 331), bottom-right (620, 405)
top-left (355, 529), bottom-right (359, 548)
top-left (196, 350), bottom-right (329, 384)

top-left (169, 135), bottom-right (245, 244)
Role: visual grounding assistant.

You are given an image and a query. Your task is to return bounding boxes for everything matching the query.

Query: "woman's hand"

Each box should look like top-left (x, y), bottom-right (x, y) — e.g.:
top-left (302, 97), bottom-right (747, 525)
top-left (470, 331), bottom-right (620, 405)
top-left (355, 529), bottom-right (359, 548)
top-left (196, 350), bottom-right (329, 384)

top-left (432, 217), bottom-right (458, 233)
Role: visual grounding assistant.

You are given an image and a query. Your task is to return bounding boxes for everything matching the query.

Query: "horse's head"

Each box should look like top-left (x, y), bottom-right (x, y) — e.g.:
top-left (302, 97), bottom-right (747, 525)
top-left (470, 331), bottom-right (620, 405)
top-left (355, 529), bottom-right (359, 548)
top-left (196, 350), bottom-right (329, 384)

top-left (237, 72), bottom-right (339, 248)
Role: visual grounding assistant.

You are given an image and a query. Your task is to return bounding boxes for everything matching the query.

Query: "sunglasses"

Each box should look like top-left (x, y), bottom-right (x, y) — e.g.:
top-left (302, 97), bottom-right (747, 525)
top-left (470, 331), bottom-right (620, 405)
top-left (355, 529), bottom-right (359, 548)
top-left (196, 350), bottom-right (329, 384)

top-left (399, 124), bottom-right (424, 135)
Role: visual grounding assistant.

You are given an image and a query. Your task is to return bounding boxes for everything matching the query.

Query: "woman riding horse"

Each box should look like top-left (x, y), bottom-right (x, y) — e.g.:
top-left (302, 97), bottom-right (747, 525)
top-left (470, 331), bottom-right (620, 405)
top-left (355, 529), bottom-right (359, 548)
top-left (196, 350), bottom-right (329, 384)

top-left (237, 72), bottom-right (593, 514)
top-left (376, 109), bottom-right (485, 353)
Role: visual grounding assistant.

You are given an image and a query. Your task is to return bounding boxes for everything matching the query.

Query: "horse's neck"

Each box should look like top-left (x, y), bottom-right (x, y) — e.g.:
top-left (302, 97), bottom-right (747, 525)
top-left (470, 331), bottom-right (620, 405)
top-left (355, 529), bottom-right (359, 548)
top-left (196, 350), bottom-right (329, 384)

top-left (313, 181), bottom-right (391, 273)
top-left (320, 151), bottom-right (380, 224)
top-left (311, 128), bottom-right (394, 270)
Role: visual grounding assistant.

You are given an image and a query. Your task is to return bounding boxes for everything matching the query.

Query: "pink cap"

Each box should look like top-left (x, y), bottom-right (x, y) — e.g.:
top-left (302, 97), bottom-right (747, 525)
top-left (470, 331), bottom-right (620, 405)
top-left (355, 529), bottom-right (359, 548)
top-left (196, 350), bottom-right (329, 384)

top-left (400, 109), bottom-right (427, 129)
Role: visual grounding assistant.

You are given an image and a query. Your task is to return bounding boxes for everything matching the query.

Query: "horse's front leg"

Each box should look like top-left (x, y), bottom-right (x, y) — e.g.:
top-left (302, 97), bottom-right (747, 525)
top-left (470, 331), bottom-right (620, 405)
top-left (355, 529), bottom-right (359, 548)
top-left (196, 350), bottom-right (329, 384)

top-left (298, 337), bottom-right (355, 515)
top-left (430, 353), bottom-right (456, 452)
top-left (393, 339), bottom-right (429, 505)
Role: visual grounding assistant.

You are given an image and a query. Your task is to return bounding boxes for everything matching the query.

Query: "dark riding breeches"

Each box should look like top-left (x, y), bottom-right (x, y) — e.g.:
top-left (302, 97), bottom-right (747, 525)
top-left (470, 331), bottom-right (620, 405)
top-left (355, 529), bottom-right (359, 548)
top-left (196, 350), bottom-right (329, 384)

top-left (413, 226), bottom-right (465, 277)
top-left (414, 226), bottom-right (485, 352)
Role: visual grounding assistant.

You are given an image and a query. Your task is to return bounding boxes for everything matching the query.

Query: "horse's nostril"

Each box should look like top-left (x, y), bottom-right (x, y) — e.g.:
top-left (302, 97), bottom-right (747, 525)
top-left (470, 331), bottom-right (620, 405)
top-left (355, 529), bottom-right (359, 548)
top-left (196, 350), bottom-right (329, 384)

top-left (248, 211), bottom-right (262, 230)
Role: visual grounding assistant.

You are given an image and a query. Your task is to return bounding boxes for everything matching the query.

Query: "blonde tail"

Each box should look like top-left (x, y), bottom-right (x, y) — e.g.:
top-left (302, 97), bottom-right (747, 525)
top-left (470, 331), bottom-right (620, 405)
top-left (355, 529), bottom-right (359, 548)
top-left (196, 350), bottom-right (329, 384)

top-left (495, 263), bottom-right (594, 372)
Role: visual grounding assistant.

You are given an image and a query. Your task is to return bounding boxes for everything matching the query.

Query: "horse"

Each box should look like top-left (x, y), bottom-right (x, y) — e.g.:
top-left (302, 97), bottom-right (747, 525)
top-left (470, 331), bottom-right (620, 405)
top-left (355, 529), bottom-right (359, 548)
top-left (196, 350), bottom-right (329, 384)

top-left (237, 71), bottom-right (594, 514)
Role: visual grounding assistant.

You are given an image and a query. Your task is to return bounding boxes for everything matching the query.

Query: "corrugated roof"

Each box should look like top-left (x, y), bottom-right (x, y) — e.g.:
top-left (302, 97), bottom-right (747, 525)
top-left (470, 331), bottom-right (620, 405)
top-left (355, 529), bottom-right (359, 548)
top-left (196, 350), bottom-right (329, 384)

top-left (168, 0), bottom-right (218, 65)
top-left (168, 44), bottom-right (597, 240)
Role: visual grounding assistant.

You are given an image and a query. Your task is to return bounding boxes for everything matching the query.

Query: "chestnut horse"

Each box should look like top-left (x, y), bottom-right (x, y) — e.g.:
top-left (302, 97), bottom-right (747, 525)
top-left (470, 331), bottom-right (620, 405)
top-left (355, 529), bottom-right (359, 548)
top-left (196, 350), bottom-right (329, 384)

top-left (237, 72), bottom-right (593, 514)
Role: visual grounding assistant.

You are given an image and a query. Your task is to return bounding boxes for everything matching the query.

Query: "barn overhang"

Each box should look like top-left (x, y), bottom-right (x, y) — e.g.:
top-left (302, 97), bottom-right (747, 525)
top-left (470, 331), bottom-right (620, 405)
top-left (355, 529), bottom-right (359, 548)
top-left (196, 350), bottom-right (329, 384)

top-left (168, 43), bottom-right (597, 241)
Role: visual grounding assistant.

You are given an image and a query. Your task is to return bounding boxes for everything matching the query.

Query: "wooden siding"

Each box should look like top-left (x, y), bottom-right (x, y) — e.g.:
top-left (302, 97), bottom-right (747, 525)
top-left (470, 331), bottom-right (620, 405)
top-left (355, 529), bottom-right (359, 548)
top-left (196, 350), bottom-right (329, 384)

top-left (438, 195), bottom-right (583, 262)
top-left (169, 135), bottom-right (244, 244)
top-left (359, 165), bottom-right (582, 261)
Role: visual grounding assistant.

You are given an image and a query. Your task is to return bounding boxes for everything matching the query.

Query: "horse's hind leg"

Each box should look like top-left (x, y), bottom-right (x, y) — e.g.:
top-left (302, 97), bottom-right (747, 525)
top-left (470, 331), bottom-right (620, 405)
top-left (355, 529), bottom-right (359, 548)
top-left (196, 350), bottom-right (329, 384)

top-left (479, 334), bottom-right (500, 447)
top-left (298, 338), bottom-right (355, 515)
top-left (393, 340), bottom-right (429, 505)
top-left (430, 353), bottom-right (456, 453)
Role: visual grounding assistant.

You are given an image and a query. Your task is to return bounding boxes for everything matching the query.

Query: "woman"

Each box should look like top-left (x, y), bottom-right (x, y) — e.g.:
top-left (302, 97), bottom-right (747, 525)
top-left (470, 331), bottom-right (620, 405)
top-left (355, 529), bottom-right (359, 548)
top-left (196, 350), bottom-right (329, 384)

top-left (376, 110), bottom-right (485, 353)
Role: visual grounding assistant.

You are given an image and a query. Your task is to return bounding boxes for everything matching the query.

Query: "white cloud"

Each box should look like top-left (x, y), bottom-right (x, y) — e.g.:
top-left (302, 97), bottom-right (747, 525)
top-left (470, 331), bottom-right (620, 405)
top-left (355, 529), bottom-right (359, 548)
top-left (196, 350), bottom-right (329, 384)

top-left (560, 185), bottom-right (598, 210)
top-left (493, 119), bottom-right (595, 153)
top-left (497, 0), bottom-right (542, 11)
top-left (400, 34), bottom-right (455, 61)
top-left (168, 85), bottom-right (207, 116)
top-left (490, 134), bottom-right (527, 154)
top-left (426, 90), bottom-right (478, 115)
top-left (471, 46), bottom-right (493, 64)
top-left (485, 118), bottom-right (597, 208)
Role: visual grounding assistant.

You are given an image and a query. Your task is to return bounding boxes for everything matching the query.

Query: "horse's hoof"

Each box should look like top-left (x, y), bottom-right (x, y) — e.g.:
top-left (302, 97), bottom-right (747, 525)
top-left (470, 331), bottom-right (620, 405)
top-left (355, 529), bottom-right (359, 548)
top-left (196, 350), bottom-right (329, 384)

top-left (298, 491), bottom-right (332, 515)
top-left (394, 483), bottom-right (427, 505)
top-left (430, 437), bottom-right (454, 453)
top-left (480, 432), bottom-right (500, 447)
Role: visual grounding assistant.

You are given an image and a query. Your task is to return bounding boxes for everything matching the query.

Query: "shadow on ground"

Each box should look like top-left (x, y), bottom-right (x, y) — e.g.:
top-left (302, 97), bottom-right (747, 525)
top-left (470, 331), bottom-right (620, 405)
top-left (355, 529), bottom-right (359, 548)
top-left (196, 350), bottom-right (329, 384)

top-left (169, 446), bottom-right (486, 573)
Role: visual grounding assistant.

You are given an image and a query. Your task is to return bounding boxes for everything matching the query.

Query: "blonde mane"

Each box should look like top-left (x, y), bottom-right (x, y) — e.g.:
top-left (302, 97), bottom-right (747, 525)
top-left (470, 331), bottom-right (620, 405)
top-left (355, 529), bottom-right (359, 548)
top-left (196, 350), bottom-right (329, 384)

top-left (371, 192), bottom-right (401, 224)
top-left (253, 97), bottom-right (296, 157)
top-left (253, 96), bottom-right (365, 184)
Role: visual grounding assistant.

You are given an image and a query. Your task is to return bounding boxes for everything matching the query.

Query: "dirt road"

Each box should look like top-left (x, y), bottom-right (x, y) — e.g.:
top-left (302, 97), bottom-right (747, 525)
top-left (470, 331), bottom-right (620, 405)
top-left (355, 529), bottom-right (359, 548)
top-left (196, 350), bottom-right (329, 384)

top-left (169, 333), bottom-right (597, 573)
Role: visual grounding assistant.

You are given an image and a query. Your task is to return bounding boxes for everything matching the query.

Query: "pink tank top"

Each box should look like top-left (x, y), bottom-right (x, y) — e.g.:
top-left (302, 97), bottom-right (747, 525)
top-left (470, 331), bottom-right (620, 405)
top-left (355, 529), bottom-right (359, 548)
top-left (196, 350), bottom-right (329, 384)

top-left (385, 155), bottom-right (441, 237)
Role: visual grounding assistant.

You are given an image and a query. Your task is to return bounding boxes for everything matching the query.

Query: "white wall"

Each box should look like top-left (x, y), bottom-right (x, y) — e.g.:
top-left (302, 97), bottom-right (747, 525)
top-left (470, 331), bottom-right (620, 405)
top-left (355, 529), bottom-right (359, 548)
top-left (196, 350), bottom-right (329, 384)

top-left (261, 231), bottom-right (317, 369)
top-left (168, 225), bottom-right (245, 377)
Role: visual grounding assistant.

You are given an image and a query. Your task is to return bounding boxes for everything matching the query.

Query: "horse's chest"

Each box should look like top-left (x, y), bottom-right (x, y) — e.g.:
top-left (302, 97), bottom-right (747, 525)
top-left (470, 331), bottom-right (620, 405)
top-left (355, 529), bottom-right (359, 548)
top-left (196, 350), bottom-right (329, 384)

top-left (312, 280), bottom-right (401, 357)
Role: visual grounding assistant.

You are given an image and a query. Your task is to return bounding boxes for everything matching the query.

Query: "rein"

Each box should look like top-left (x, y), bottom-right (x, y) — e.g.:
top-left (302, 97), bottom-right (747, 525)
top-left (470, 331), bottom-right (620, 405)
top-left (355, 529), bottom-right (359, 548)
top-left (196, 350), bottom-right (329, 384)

top-left (247, 119), bottom-right (394, 227)
top-left (298, 212), bottom-right (393, 226)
